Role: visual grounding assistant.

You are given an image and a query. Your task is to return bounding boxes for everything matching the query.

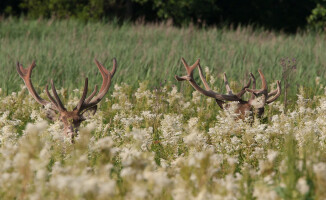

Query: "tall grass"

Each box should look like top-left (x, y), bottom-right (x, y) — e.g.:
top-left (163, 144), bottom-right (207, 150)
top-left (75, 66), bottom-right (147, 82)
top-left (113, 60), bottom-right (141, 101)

top-left (1, 18), bottom-right (326, 100)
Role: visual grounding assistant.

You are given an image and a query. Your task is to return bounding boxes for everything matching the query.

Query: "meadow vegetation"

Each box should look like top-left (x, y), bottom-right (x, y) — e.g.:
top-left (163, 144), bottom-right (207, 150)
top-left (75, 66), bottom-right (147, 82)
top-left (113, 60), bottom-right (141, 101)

top-left (1, 19), bottom-right (326, 199)
top-left (1, 18), bottom-right (326, 99)
top-left (1, 79), bottom-right (326, 199)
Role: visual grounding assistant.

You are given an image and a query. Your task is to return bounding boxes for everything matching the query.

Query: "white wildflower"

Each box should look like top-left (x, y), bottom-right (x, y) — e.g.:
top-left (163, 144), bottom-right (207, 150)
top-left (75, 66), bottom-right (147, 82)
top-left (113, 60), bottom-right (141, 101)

top-left (296, 177), bottom-right (309, 195)
top-left (267, 150), bottom-right (278, 163)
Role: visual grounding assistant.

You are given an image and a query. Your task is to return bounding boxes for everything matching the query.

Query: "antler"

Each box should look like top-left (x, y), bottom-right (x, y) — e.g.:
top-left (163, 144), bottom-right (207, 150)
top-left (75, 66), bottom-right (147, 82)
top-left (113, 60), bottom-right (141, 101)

top-left (249, 72), bottom-right (256, 100)
top-left (73, 58), bottom-right (117, 113)
top-left (44, 80), bottom-right (67, 112)
top-left (17, 59), bottom-right (117, 138)
top-left (17, 58), bottom-right (116, 114)
top-left (222, 72), bottom-right (251, 99)
top-left (16, 61), bottom-right (50, 106)
top-left (175, 58), bottom-right (281, 119)
top-left (245, 70), bottom-right (267, 96)
top-left (266, 80), bottom-right (281, 104)
top-left (175, 58), bottom-right (251, 102)
top-left (245, 69), bottom-right (281, 104)
top-left (17, 61), bottom-right (72, 116)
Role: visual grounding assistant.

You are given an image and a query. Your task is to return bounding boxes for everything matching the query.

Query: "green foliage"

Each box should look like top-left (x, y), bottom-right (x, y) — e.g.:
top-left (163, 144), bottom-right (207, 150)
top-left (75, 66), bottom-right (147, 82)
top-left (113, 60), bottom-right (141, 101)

top-left (134, 0), bottom-right (220, 26)
top-left (308, 2), bottom-right (326, 31)
top-left (1, 19), bottom-right (326, 102)
top-left (0, 0), bottom-right (319, 32)
top-left (19, 0), bottom-right (108, 20)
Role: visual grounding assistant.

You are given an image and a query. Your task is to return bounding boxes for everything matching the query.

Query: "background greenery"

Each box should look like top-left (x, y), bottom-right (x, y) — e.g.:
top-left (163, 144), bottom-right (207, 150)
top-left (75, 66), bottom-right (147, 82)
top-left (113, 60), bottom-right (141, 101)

top-left (1, 18), bottom-right (326, 101)
top-left (1, 3), bottom-right (326, 198)
top-left (1, 0), bottom-right (326, 32)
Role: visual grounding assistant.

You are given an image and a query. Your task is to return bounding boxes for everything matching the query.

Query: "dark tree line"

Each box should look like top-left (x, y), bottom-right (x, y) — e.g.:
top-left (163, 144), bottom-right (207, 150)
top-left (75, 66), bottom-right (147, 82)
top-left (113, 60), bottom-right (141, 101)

top-left (1, 0), bottom-right (325, 32)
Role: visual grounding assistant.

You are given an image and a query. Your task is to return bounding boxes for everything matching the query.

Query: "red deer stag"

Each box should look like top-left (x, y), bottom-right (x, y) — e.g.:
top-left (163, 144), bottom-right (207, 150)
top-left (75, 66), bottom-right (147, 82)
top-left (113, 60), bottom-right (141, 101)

top-left (17, 59), bottom-right (116, 139)
top-left (175, 58), bottom-right (281, 119)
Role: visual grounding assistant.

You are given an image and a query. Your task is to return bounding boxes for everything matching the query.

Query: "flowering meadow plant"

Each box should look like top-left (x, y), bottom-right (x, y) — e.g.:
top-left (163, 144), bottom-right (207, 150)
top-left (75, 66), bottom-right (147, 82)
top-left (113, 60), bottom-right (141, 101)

top-left (1, 81), bottom-right (326, 200)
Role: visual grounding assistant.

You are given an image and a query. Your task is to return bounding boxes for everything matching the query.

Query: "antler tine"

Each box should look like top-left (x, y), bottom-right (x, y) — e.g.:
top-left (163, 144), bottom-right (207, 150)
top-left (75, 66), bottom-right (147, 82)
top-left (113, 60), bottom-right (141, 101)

top-left (175, 74), bottom-right (191, 82)
top-left (223, 73), bottom-right (233, 95)
top-left (266, 81), bottom-right (281, 104)
top-left (267, 81), bottom-right (280, 97)
top-left (90, 75), bottom-right (112, 104)
top-left (16, 62), bottom-right (26, 77)
top-left (249, 72), bottom-right (256, 100)
top-left (111, 58), bottom-right (117, 77)
top-left (258, 69), bottom-right (267, 91)
top-left (245, 69), bottom-right (268, 95)
top-left (76, 78), bottom-right (89, 112)
top-left (176, 58), bottom-right (214, 98)
top-left (180, 58), bottom-right (190, 75)
top-left (197, 63), bottom-right (212, 90)
top-left (175, 58), bottom-right (242, 101)
top-left (199, 64), bottom-right (250, 99)
top-left (223, 71), bottom-right (251, 98)
top-left (76, 58), bottom-right (116, 111)
top-left (175, 57), bottom-right (200, 82)
top-left (16, 61), bottom-right (49, 106)
top-left (188, 58), bottom-right (200, 76)
top-left (45, 84), bottom-right (59, 110)
top-left (50, 80), bottom-right (66, 111)
top-left (94, 59), bottom-right (109, 93)
top-left (84, 85), bottom-right (98, 104)
top-left (181, 57), bottom-right (189, 68)
top-left (94, 58), bottom-right (117, 94)
top-left (268, 90), bottom-right (277, 97)
top-left (236, 77), bottom-right (251, 98)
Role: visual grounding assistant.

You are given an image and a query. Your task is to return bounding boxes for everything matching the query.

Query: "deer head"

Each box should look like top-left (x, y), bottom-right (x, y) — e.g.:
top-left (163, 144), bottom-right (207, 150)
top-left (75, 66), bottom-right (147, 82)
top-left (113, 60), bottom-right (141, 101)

top-left (175, 58), bottom-right (281, 119)
top-left (17, 59), bottom-right (116, 139)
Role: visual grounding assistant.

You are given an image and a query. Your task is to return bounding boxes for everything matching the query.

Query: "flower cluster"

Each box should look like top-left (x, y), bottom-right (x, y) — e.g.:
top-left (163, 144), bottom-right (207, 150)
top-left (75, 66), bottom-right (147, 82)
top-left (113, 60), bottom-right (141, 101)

top-left (0, 82), bottom-right (326, 199)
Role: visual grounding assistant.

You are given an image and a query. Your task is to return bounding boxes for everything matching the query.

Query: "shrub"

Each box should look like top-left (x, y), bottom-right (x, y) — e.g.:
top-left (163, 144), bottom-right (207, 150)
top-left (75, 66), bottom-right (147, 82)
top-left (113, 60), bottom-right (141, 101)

top-left (308, 2), bottom-right (326, 31)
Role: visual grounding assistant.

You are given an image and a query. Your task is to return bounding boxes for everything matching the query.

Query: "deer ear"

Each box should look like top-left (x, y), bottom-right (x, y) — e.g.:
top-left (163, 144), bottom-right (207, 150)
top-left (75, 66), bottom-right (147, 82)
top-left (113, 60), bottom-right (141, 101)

top-left (81, 105), bottom-right (97, 118)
